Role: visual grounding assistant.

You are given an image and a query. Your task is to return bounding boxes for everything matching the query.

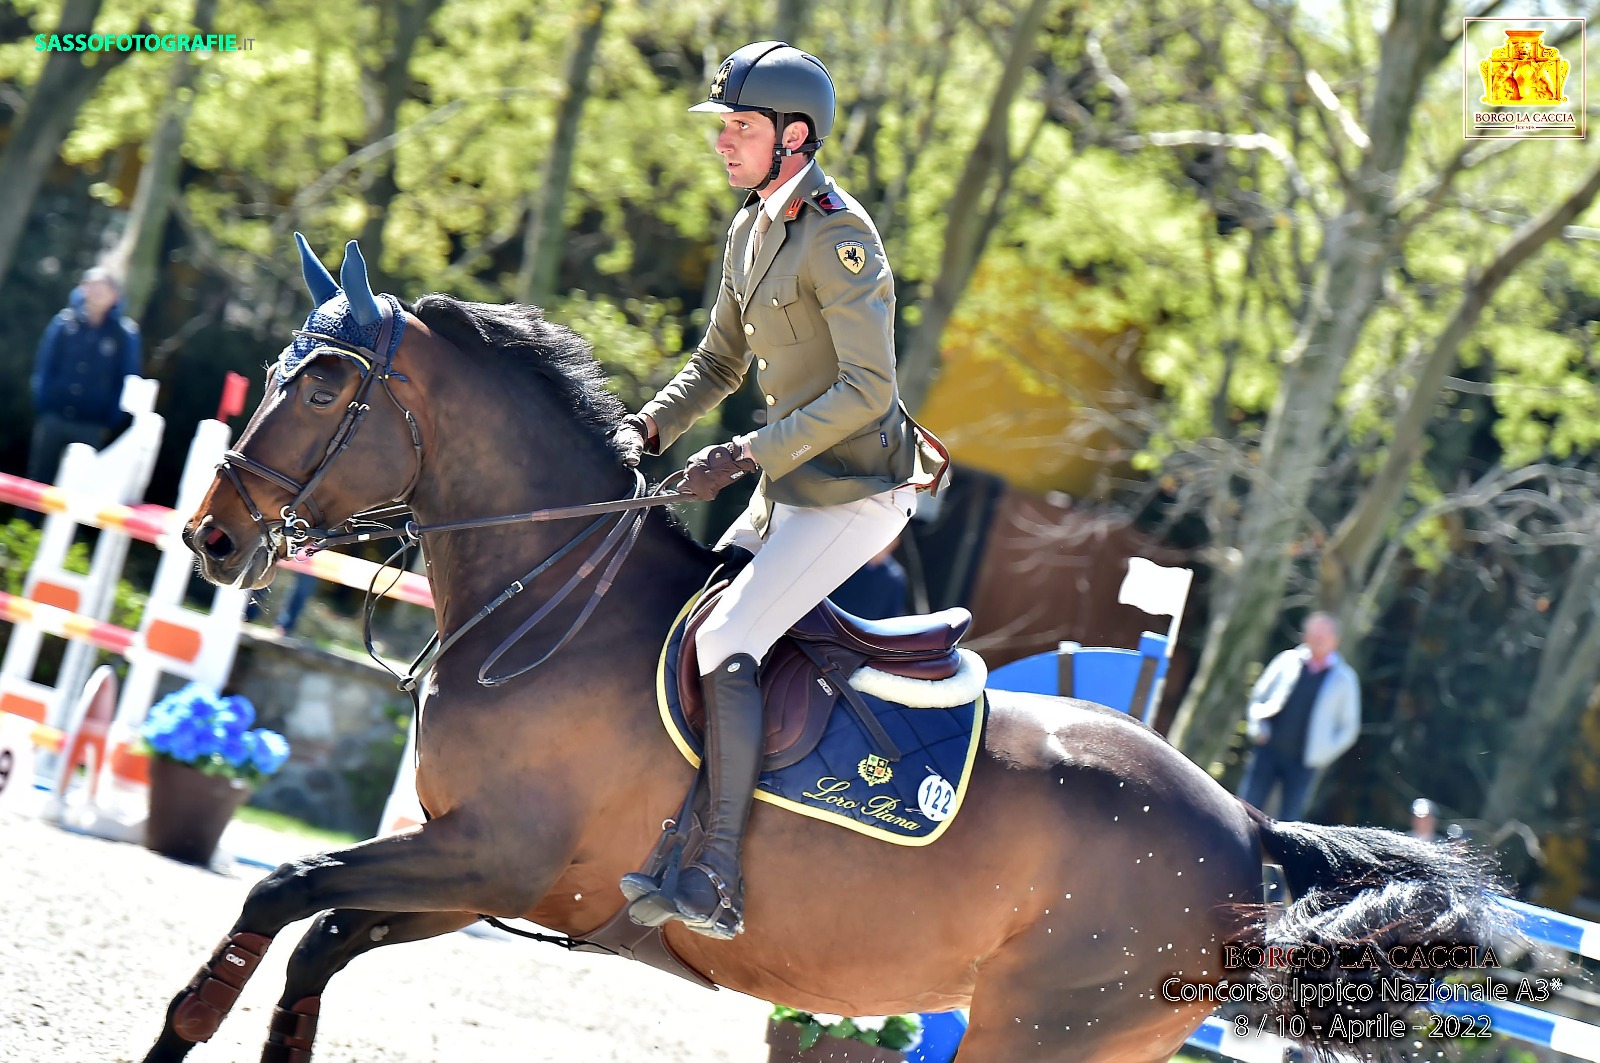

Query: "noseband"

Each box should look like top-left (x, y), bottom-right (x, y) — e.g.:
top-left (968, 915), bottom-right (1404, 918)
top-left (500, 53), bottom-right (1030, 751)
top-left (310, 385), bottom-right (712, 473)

top-left (218, 300), bottom-right (422, 557)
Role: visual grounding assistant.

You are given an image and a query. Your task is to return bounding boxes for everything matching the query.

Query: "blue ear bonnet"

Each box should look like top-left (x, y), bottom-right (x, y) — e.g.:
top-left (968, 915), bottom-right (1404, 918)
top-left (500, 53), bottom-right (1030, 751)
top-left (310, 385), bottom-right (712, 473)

top-left (277, 235), bottom-right (407, 381)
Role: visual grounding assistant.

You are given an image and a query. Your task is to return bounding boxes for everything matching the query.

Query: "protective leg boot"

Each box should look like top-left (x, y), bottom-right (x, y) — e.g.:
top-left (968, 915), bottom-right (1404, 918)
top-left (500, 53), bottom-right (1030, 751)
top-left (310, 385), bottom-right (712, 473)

top-left (621, 653), bottom-right (763, 938)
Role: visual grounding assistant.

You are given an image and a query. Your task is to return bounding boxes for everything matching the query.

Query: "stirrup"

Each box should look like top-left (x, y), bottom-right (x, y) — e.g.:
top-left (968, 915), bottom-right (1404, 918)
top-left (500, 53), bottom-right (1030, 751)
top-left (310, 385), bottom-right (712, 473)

top-left (620, 874), bottom-right (680, 927)
top-left (671, 863), bottom-right (745, 940)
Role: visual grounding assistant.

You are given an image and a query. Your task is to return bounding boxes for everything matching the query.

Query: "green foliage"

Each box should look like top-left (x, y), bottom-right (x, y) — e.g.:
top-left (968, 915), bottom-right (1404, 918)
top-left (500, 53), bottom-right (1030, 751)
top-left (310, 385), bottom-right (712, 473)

top-left (769, 1006), bottom-right (922, 1053)
top-left (0, 518), bottom-right (146, 631)
top-left (233, 803), bottom-right (361, 847)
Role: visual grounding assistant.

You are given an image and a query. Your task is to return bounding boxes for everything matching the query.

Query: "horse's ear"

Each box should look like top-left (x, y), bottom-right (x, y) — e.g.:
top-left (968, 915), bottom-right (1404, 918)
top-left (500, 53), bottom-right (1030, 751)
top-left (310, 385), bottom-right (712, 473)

top-left (295, 232), bottom-right (340, 307)
top-left (339, 240), bottom-right (382, 326)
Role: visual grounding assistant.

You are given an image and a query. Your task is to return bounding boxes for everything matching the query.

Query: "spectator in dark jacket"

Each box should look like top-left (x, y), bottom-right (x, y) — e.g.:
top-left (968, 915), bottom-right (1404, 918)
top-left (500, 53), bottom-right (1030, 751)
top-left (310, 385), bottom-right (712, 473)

top-left (27, 267), bottom-right (142, 485)
top-left (829, 537), bottom-right (910, 621)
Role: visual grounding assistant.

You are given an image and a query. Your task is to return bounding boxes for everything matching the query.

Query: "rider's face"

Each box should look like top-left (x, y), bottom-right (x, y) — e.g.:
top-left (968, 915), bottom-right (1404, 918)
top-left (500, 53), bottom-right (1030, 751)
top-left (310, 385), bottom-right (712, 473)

top-left (714, 111), bottom-right (778, 189)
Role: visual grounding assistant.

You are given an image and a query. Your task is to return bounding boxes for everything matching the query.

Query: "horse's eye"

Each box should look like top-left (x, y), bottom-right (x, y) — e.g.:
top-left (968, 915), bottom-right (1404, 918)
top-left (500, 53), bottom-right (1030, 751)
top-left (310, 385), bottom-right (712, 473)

top-left (309, 390), bottom-right (337, 408)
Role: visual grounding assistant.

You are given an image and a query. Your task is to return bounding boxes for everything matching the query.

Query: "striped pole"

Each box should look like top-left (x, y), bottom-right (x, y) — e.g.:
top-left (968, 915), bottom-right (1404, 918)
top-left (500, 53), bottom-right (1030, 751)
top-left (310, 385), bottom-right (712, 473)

top-left (1187, 1016), bottom-right (1294, 1062)
top-left (0, 472), bottom-right (434, 609)
top-left (1432, 996), bottom-right (1600, 1061)
top-left (1501, 897), bottom-right (1600, 961)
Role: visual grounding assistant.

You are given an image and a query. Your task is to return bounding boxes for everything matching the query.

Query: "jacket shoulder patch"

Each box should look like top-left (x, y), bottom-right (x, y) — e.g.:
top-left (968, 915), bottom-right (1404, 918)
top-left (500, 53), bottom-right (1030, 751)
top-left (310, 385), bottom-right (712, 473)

top-left (812, 190), bottom-right (847, 214)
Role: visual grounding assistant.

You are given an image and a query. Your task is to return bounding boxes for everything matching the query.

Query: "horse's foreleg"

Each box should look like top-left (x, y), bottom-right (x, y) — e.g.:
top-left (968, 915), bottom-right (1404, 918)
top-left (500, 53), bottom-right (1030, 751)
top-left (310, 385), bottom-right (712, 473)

top-left (143, 814), bottom-right (570, 1062)
top-left (260, 909), bottom-right (478, 1063)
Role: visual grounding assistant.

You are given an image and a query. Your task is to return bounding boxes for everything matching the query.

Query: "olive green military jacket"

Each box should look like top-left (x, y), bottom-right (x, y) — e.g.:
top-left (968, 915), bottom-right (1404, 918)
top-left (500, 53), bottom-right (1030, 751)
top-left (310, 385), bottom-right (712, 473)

top-left (641, 164), bottom-right (937, 513)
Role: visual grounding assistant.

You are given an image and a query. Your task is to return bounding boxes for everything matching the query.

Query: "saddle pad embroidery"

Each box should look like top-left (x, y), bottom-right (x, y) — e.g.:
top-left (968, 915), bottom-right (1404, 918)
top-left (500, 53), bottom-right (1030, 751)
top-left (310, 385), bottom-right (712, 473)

top-left (655, 594), bottom-right (985, 846)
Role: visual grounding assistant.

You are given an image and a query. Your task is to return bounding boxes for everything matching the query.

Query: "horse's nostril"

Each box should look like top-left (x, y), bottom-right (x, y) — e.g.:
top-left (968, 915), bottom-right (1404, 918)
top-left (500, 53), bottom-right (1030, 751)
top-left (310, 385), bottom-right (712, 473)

top-left (201, 526), bottom-right (234, 561)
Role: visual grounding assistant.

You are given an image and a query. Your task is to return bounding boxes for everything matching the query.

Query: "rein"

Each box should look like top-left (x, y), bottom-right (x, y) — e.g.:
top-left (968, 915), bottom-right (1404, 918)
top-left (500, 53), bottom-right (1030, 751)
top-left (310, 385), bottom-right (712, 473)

top-left (218, 303), bottom-right (693, 695)
top-left (376, 470), bottom-right (691, 694)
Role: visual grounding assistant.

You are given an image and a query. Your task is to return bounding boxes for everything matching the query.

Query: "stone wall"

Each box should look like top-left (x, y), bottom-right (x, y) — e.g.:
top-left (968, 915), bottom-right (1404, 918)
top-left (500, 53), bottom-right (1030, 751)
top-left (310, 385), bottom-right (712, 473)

top-left (225, 630), bottom-right (411, 837)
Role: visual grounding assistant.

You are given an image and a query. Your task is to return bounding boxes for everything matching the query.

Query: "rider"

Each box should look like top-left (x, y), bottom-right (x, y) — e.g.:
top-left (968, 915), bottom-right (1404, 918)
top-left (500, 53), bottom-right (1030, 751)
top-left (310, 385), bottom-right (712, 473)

top-left (614, 41), bottom-right (943, 939)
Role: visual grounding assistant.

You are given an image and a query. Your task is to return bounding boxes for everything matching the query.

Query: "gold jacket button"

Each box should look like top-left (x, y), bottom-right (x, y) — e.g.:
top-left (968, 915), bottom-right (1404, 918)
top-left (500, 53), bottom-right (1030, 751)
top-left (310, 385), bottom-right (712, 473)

top-left (743, 323), bottom-right (755, 335)
top-left (765, 394), bottom-right (776, 405)
top-left (771, 297), bottom-right (779, 306)
top-left (758, 358), bottom-right (768, 370)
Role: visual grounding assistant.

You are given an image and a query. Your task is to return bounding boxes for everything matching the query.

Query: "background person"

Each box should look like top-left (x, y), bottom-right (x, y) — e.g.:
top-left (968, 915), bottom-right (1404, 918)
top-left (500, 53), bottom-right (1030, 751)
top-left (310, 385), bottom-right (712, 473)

top-left (1237, 611), bottom-right (1361, 821)
top-left (828, 536), bottom-right (910, 620)
top-left (27, 266), bottom-right (142, 486)
top-left (1409, 798), bottom-right (1440, 842)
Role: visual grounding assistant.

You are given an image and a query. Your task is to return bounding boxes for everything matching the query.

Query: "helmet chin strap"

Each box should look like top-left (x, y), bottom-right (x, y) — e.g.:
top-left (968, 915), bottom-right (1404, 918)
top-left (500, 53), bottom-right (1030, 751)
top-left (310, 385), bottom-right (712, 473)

top-left (751, 111), bottom-right (794, 193)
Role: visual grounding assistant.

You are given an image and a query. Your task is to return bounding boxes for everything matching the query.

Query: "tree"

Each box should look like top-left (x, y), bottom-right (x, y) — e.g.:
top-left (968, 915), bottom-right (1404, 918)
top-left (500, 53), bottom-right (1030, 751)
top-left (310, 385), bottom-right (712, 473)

top-left (1020, 0), bottom-right (1600, 777)
top-left (894, 0), bottom-right (1055, 413)
top-left (0, 0), bottom-right (128, 289)
top-left (356, 0), bottom-right (448, 291)
top-left (1163, 0), bottom-right (1455, 769)
top-left (108, 0), bottom-right (218, 325)
top-left (1480, 507), bottom-right (1600, 825)
top-left (515, 0), bottom-right (610, 306)
top-left (1320, 163), bottom-right (1600, 630)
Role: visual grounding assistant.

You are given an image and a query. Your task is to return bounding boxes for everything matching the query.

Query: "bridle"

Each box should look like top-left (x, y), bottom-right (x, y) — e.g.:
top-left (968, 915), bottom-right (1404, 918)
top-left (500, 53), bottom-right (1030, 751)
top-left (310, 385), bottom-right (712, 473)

top-left (218, 297), bottom-right (422, 559)
top-left (214, 297), bottom-right (688, 693)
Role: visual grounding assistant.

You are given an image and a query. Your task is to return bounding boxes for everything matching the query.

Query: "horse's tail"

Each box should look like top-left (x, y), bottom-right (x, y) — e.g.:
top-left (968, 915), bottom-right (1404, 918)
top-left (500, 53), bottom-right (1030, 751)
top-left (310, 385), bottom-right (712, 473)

top-left (1236, 801), bottom-right (1519, 1060)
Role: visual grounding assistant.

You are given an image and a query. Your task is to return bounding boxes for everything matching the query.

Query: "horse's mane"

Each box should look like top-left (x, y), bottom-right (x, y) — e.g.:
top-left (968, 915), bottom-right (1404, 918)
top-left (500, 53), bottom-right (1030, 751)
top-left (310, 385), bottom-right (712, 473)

top-left (410, 293), bottom-right (626, 450)
top-left (409, 293), bottom-right (712, 561)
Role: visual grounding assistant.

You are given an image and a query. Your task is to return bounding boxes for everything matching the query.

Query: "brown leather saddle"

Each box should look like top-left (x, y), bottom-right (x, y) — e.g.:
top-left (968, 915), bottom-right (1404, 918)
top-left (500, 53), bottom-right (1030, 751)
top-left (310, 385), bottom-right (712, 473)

top-left (675, 582), bottom-right (971, 771)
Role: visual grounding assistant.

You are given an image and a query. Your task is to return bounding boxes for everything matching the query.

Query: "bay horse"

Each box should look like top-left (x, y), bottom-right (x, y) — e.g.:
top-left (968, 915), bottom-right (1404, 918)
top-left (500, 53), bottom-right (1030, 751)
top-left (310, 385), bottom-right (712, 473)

top-left (144, 240), bottom-right (1509, 1062)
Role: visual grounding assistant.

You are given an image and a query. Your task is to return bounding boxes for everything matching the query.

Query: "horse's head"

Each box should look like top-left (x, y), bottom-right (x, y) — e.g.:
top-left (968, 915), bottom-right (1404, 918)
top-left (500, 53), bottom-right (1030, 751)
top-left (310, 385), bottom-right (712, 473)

top-left (184, 235), bottom-right (423, 588)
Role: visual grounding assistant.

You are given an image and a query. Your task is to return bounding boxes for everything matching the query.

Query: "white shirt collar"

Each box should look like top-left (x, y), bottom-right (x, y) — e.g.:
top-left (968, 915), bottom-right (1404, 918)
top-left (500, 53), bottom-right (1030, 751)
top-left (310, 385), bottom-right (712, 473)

top-left (758, 161), bottom-right (816, 221)
top-left (1297, 645), bottom-right (1341, 670)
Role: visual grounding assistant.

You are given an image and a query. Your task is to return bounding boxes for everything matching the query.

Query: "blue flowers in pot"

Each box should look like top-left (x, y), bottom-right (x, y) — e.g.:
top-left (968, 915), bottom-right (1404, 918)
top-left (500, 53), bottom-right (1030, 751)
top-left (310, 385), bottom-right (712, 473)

top-left (137, 683), bottom-right (289, 865)
top-left (138, 683), bottom-right (289, 784)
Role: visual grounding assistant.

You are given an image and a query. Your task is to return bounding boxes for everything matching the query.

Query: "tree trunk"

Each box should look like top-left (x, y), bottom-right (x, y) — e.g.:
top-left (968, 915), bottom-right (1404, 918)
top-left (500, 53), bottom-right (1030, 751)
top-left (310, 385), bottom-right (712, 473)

top-left (1166, 0), bottom-right (1448, 771)
top-left (1479, 542), bottom-right (1600, 824)
top-left (109, 0), bottom-right (218, 325)
top-left (894, 0), bottom-right (1053, 414)
top-left (1319, 161), bottom-right (1600, 619)
top-left (356, 0), bottom-right (446, 289)
top-left (515, 0), bottom-right (610, 307)
top-left (0, 0), bottom-right (121, 288)
top-left (776, 0), bottom-right (808, 42)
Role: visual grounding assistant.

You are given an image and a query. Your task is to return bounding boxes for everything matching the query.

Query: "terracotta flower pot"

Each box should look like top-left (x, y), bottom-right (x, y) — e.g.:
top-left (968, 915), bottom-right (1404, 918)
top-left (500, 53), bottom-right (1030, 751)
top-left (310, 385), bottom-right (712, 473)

top-left (766, 1018), bottom-right (907, 1063)
top-left (144, 757), bottom-right (252, 865)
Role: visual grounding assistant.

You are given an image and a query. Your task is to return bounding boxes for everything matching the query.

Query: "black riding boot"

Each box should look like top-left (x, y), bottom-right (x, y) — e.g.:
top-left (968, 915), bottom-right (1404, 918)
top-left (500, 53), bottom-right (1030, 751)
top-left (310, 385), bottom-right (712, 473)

top-left (620, 653), bottom-right (764, 939)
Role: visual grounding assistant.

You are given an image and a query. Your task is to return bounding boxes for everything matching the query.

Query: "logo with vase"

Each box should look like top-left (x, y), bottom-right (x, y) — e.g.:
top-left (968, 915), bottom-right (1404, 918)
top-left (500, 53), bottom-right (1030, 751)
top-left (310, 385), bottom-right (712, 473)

top-left (1464, 20), bottom-right (1584, 139)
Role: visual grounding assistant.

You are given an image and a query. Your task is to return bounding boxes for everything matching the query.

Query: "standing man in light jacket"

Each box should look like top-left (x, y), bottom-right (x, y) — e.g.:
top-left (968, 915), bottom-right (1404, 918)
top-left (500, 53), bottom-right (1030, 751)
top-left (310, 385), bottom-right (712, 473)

top-left (1238, 612), bottom-right (1361, 821)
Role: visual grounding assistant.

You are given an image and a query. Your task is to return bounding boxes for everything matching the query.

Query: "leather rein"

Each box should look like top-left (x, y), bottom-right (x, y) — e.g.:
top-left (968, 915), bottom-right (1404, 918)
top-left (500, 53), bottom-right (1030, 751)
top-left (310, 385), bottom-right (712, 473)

top-left (216, 306), bottom-right (690, 693)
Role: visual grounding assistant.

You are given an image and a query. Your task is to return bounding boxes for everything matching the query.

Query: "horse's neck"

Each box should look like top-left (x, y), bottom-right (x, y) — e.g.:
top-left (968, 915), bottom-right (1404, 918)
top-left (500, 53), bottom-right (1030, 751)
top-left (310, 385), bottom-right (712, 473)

top-left (402, 359), bottom-right (710, 648)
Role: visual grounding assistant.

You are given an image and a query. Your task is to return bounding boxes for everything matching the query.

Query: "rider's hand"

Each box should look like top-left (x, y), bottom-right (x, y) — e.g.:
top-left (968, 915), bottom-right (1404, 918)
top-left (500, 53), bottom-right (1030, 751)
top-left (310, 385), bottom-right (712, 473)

top-left (681, 440), bottom-right (759, 501)
top-left (612, 414), bottom-right (651, 468)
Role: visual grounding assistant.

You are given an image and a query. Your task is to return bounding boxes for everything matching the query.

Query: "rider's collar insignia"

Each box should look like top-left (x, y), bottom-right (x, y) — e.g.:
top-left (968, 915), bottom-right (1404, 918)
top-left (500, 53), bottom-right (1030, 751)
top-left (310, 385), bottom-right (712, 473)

top-left (784, 198), bottom-right (803, 220)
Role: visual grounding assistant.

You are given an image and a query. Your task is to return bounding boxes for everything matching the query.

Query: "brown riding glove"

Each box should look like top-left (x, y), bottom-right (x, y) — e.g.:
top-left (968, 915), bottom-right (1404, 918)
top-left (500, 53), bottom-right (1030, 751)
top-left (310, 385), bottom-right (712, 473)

top-left (611, 415), bottom-right (651, 468)
top-left (681, 442), bottom-right (759, 501)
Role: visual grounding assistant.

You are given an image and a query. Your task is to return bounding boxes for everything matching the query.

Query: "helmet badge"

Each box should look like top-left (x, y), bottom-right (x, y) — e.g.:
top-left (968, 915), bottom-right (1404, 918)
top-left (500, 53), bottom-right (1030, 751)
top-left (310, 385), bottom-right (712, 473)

top-left (709, 59), bottom-right (735, 102)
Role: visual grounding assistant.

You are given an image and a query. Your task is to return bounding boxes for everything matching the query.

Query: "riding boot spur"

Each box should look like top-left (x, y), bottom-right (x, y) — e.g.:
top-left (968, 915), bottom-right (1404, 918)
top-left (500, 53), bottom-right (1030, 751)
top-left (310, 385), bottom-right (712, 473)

top-left (621, 652), bottom-right (764, 938)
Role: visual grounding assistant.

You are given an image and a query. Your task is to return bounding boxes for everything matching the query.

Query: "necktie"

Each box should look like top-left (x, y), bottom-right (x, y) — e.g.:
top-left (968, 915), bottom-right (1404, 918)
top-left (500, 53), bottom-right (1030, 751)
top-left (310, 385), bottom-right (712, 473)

top-left (747, 210), bottom-right (773, 273)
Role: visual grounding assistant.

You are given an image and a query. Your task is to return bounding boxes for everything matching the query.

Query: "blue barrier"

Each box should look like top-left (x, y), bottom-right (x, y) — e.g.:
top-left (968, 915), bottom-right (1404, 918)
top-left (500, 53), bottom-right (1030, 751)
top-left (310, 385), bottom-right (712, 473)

top-left (1433, 994), bottom-right (1600, 1060)
top-left (1503, 896), bottom-right (1600, 960)
top-left (904, 1010), bottom-right (967, 1063)
top-left (987, 633), bottom-right (1170, 722)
